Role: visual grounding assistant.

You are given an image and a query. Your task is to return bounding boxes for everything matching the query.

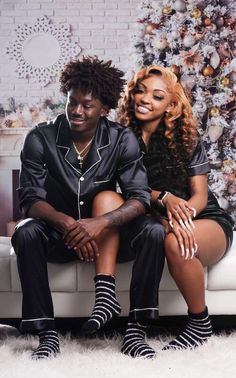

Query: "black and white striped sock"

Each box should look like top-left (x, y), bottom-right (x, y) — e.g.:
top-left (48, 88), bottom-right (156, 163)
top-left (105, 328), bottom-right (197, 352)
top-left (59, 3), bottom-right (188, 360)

top-left (31, 330), bottom-right (60, 360)
top-left (121, 323), bottom-right (156, 359)
top-left (82, 274), bottom-right (121, 335)
top-left (163, 307), bottom-right (212, 351)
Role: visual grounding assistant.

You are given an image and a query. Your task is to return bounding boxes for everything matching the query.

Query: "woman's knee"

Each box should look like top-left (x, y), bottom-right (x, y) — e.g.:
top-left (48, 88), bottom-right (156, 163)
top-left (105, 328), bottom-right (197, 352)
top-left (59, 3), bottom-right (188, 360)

top-left (164, 233), bottom-right (182, 261)
top-left (92, 191), bottom-right (124, 216)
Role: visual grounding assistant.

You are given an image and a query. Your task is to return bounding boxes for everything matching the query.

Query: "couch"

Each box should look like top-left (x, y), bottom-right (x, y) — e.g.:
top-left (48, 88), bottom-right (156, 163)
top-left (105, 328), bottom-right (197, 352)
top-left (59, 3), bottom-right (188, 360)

top-left (0, 233), bottom-right (235, 320)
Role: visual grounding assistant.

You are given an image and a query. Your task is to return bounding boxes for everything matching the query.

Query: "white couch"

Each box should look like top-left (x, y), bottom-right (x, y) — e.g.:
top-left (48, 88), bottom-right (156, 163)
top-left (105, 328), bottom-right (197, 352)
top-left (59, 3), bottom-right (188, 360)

top-left (0, 234), bottom-right (235, 320)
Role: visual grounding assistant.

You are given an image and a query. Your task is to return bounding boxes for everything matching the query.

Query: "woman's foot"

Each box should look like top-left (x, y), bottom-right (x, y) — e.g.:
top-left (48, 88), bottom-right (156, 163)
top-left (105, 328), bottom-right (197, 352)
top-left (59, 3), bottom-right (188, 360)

top-left (121, 322), bottom-right (156, 359)
top-left (163, 307), bottom-right (212, 350)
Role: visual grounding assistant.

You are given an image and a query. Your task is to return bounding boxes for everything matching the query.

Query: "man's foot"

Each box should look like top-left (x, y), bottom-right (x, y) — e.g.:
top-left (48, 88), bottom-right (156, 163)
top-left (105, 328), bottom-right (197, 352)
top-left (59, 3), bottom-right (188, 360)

top-left (163, 307), bottom-right (212, 351)
top-left (82, 274), bottom-right (121, 335)
top-left (121, 323), bottom-right (156, 359)
top-left (31, 330), bottom-right (60, 360)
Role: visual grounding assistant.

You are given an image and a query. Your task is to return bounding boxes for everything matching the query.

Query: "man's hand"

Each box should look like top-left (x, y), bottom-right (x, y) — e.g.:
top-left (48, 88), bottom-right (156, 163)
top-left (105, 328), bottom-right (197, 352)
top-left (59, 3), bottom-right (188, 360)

top-left (63, 217), bottom-right (108, 261)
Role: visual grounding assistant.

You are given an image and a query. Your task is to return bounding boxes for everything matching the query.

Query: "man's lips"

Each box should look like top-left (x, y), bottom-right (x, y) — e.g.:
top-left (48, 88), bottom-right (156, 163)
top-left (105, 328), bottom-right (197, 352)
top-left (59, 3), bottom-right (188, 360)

top-left (70, 117), bottom-right (85, 124)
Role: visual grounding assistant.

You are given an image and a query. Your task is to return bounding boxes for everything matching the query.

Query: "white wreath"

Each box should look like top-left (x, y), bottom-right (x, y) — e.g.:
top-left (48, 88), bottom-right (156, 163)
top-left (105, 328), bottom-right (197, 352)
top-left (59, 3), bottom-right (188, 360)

top-left (6, 16), bottom-right (81, 87)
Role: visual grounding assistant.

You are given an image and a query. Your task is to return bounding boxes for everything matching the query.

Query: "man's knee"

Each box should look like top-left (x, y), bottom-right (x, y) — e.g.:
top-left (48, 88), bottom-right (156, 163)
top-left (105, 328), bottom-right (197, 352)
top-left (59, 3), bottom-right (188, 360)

top-left (11, 218), bottom-right (47, 250)
top-left (92, 191), bottom-right (124, 216)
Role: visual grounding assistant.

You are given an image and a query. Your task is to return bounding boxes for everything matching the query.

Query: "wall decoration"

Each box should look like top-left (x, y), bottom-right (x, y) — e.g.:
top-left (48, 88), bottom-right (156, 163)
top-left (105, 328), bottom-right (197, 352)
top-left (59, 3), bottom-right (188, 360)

top-left (6, 16), bottom-right (81, 86)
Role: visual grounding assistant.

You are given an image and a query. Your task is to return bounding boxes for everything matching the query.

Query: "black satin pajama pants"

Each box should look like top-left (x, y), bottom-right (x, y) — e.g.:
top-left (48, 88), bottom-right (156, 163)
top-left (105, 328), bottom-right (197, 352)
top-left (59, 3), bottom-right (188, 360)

top-left (11, 215), bottom-right (165, 333)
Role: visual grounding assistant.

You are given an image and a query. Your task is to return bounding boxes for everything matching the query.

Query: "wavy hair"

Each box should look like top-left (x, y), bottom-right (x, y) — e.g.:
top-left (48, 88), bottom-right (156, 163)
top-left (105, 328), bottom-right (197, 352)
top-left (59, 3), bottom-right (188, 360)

top-left (118, 65), bottom-right (197, 155)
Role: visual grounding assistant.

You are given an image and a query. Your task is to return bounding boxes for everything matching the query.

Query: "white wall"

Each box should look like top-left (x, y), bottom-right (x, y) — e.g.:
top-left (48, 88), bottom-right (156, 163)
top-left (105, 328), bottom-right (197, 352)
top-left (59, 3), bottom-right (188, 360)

top-left (0, 0), bottom-right (140, 108)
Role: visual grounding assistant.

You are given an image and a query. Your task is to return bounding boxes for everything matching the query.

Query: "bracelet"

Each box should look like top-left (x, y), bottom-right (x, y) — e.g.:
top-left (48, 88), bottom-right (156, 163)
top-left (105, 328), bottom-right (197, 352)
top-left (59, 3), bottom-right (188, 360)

top-left (157, 191), bottom-right (170, 207)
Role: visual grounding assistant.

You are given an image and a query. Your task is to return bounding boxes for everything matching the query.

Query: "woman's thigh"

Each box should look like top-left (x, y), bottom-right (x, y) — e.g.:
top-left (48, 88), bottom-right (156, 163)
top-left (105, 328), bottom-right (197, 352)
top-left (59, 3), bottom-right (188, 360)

top-left (193, 219), bottom-right (227, 267)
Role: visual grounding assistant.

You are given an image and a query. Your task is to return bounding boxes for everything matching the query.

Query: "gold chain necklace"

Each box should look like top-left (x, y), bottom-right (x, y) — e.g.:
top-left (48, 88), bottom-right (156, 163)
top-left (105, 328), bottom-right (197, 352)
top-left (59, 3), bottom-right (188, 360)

top-left (73, 136), bottom-right (94, 168)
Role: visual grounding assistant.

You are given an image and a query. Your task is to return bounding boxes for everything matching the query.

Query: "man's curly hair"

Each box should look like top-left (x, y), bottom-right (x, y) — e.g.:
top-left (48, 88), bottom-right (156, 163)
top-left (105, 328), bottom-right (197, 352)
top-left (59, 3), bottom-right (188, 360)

top-left (60, 56), bottom-right (126, 109)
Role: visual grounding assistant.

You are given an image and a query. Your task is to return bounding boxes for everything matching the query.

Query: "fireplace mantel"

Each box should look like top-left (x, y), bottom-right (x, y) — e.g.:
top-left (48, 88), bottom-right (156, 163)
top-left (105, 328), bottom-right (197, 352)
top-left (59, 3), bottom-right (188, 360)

top-left (0, 128), bottom-right (28, 235)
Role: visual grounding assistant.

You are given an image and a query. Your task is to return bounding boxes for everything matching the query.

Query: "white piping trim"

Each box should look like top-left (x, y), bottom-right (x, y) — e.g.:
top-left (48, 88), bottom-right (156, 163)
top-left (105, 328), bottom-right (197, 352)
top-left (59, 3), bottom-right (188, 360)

top-left (129, 307), bottom-right (159, 312)
top-left (22, 317), bottom-right (54, 322)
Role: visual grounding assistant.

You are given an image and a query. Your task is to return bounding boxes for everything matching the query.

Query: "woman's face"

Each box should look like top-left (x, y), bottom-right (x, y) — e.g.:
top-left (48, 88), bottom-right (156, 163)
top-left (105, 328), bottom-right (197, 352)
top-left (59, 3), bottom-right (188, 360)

top-left (133, 74), bottom-right (173, 125)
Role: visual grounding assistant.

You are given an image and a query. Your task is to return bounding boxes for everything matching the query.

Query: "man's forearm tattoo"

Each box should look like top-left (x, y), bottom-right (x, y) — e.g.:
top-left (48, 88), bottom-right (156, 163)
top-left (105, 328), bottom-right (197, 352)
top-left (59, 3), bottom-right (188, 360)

top-left (104, 199), bottom-right (146, 227)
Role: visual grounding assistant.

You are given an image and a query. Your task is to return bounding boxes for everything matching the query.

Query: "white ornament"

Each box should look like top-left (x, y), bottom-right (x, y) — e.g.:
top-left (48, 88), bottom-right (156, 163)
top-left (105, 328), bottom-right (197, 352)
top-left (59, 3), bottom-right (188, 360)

top-left (170, 30), bottom-right (180, 40)
top-left (183, 35), bottom-right (196, 48)
top-left (217, 197), bottom-right (229, 210)
top-left (180, 74), bottom-right (197, 90)
top-left (173, 0), bottom-right (187, 12)
top-left (155, 37), bottom-right (168, 50)
top-left (208, 123), bottom-right (224, 142)
top-left (210, 50), bottom-right (220, 69)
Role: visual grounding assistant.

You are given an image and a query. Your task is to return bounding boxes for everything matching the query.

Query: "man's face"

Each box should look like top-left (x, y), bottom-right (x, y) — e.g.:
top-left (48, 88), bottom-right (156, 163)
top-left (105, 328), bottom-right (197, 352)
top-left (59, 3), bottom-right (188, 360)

top-left (65, 88), bottom-right (107, 134)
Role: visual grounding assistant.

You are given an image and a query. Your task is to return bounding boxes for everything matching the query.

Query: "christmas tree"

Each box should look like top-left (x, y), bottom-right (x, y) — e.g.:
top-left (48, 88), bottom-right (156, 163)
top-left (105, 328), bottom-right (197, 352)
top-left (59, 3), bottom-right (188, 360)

top-left (128, 0), bottom-right (236, 226)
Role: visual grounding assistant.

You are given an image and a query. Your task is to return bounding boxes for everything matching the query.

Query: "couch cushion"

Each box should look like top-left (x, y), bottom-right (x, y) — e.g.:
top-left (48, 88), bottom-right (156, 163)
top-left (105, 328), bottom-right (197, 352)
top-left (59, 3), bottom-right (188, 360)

top-left (207, 233), bottom-right (236, 290)
top-left (0, 237), bottom-right (11, 291)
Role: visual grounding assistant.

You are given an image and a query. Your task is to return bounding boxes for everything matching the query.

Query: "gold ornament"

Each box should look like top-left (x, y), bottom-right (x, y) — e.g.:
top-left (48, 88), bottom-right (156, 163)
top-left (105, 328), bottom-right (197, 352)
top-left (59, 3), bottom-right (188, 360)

top-left (209, 107), bottom-right (220, 117)
top-left (203, 17), bottom-right (212, 26)
top-left (170, 64), bottom-right (180, 75)
top-left (162, 5), bottom-right (172, 15)
top-left (191, 8), bottom-right (202, 19)
top-left (202, 65), bottom-right (214, 76)
top-left (145, 23), bottom-right (157, 35)
top-left (220, 77), bottom-right (230, 87)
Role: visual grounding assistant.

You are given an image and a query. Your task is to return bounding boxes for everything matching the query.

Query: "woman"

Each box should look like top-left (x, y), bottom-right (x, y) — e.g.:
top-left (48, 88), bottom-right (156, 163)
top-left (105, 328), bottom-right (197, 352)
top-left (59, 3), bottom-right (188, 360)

top-left (118, 65), bottom-right (234, 350)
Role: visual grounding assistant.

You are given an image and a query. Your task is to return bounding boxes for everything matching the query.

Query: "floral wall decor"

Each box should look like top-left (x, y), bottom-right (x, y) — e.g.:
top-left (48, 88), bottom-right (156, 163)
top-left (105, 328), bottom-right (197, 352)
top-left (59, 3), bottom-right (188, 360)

top-left (6, 16), bottom-right (81, 87)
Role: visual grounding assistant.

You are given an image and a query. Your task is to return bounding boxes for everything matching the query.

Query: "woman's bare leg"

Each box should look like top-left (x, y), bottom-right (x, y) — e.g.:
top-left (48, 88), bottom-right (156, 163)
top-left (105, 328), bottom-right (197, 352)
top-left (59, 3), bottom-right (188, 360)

top-left (82, 191), bottom-right (124, 334)
top-left (163, 219), bottom-right (227, 350)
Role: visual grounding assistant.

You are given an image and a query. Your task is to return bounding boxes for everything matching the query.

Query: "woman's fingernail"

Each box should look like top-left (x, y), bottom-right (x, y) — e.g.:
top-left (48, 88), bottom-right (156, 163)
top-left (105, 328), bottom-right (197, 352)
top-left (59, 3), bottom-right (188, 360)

top-left (185, 248), bottom-right (190, 260)
top-left (189, 218), bottom-right (195, 228)
top-left (191, 248), bottom-right (195, 259)
top-left (180, 244), bottom-right (185, 257)
top-left (169, 220), bottom-right (174, 228)
top-left (179, 220), bottom-right (186, 229)
top-left (184, 220), bottom-right (192, 231)
top-left (195, 243), bottom-right (198, 253)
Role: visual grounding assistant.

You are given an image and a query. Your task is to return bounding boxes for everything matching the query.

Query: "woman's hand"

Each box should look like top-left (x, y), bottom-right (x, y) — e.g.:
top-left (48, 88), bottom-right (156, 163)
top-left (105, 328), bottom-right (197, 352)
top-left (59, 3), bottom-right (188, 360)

top-left (169, 219), bottom-right (198, 260)
top-left (163, 193), bottom-right (196, 231)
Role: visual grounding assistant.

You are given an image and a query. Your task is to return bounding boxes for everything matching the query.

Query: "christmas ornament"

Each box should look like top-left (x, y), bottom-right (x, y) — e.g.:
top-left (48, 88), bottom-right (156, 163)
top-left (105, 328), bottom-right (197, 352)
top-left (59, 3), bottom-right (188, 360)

top-left (228, 183), bottom-right (236, 195)
top-left (191, 8), bottom-right (202, 19)
top-left (208, 123), bottom-right (223, 142)
top-left (155, 36), bottom-right (168, 49)
top-left (202, 65), bottom-right (214, 76)
top-left (183, 34), bottom-right (196, 48)
top-left (217, 197), bottom-right (229, 210)
top-left (145, 23), bottom-right (157, 35)
top-left (173, 0), bottom-right (187, 13)
top-left (215, 16), bottom-right (224, 28)
top-left (162, 5), bottom-right (172, 15)
top-left (203, 17), bottom-right (212, 26)
top-left (220, 77), bottom-right (230, 87)
top-left (210, 50), bottom-right (220, 69)
top-left (209, 107), bottom-right (220, 117)
top-left (170, 64), bottom-right (180, 75)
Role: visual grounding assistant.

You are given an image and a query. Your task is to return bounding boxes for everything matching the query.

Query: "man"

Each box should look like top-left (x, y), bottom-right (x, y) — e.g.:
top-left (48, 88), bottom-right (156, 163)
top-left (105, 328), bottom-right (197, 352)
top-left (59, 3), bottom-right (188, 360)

top-left (12, 56), bottom-right (165, 360)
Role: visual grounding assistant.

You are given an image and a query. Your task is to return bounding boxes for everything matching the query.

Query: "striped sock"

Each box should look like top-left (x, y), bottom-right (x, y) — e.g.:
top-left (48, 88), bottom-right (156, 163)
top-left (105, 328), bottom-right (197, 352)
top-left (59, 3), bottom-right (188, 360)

top-left (82, 274), bottom-right (121, 335)
top-left (121, 323), bottom-right (156, 359)
top-left (163, 307), bottom-right (212, 351)
top-left (31, 330), bottom-right (60, 360)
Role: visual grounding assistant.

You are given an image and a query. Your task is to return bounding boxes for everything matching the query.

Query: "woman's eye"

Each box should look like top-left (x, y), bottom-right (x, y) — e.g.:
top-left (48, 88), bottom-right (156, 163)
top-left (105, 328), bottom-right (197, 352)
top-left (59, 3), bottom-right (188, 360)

top-left (154, 96), bottom-right (164, 100)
